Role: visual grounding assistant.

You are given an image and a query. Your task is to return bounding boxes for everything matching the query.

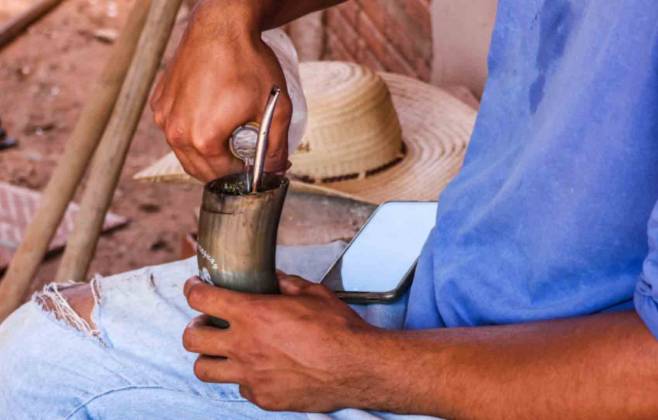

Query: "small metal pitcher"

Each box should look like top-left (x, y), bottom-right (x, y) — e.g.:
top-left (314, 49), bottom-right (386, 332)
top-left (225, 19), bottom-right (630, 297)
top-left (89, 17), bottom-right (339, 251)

top-left (197, 172), bottom-right (289, 326)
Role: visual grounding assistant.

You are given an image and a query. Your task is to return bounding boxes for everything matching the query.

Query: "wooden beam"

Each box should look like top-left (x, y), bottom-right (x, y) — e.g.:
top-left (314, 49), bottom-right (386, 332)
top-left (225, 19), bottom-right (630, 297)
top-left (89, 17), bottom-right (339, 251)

top-left (55, 0), bottom-right (184, 284)
top-left (0, 0), bottom-right (65, 49)
top-left (0, 0), bottom-right (152, 323)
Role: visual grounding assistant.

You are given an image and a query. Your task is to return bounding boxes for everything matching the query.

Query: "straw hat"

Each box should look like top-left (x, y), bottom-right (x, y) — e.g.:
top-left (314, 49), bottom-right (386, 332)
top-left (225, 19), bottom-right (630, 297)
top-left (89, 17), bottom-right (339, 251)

top-left (134, 61), bottom-right (476, 204)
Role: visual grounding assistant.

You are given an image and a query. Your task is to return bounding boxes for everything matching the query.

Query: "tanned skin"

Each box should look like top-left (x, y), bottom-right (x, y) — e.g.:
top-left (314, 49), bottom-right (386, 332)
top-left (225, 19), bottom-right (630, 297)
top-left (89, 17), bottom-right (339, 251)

top-left (65, 273), bottom-right (658, 419)
top-left (64, 1), bottom-right (658, 418)
top-left (149, 0), bottom-right (345, 181)
top-left (179, 275), bottom-right (658, 419)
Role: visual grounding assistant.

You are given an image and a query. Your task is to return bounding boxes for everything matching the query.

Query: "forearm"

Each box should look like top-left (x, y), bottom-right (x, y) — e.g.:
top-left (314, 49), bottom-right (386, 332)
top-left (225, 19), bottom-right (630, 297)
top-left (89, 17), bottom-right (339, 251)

top-left (258, 0), bottom-right (348, 29)
top-left (363, 311), bottom-right (658, 419)
top-left (192, 0), bottom-right (346, 34)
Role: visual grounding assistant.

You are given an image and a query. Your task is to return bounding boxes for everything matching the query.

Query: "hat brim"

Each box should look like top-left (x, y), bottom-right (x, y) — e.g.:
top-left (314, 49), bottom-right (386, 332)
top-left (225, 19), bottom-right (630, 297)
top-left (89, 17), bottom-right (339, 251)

top-left (133, 72), bottom-right (476, 204)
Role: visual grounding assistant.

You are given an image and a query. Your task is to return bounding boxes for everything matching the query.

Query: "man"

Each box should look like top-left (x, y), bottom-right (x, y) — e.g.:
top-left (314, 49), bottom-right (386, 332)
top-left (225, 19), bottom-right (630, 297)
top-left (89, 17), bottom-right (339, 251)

top-left (1, 0), bottom-right (658, 418)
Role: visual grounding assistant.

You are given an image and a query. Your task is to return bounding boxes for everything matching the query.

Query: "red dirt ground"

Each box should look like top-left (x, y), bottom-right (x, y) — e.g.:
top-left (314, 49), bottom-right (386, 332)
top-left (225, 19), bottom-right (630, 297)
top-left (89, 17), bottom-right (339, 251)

top-left (0, 0), bottom-right (201, 294)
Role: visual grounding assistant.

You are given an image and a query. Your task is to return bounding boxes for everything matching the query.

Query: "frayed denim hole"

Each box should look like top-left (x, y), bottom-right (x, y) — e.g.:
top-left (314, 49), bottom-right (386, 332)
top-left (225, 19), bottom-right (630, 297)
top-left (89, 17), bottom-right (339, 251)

top-left (33, 279), bottom-right (106, 346)
top-left (89, 274), bottom-right (113, 346)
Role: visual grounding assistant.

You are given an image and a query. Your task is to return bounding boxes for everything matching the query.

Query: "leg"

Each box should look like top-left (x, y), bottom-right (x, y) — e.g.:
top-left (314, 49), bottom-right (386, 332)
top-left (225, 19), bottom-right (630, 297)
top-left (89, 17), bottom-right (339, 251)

top-left (0, 247), bottom-right (434, 419)
top-left (0, 258), bottom-right (309, 419)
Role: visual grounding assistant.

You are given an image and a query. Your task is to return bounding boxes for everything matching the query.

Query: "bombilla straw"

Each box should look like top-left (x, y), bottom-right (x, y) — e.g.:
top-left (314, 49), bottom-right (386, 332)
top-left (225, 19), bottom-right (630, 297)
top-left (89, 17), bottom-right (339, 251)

top-left (251, 86), bottom-right (282, 193)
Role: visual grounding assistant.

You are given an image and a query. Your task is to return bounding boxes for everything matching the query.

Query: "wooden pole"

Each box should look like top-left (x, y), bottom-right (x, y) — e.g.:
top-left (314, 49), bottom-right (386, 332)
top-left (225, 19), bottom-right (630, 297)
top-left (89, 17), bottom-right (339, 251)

top-left (0, 0), bottom-right (151, 323)
top-left (55, 0), bottom-right (183, 284)
top-left (0, 0), bottom-right (65, 49)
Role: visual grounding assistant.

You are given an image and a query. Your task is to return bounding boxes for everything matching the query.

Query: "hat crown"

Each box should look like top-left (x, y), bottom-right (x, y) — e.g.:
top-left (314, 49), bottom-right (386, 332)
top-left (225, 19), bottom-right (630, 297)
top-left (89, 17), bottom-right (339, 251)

top-left (290, 62), bottom-right (404, 183)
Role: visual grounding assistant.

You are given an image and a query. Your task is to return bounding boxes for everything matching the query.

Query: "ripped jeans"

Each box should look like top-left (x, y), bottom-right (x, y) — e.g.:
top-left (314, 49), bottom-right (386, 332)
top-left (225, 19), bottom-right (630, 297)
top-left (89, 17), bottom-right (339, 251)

top-left (0, 243), bottom-right (439, 420)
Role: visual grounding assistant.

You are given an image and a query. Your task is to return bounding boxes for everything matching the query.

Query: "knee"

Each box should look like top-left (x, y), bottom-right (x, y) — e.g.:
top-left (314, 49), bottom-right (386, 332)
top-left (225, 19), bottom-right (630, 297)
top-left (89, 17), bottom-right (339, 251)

top-left (28, 281), bottom-right (98, 340)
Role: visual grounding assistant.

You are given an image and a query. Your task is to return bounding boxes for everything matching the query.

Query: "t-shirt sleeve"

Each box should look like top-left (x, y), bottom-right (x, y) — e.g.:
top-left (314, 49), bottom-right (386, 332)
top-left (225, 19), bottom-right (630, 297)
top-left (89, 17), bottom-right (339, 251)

top-left (635, 201), bottom-right (658, 338)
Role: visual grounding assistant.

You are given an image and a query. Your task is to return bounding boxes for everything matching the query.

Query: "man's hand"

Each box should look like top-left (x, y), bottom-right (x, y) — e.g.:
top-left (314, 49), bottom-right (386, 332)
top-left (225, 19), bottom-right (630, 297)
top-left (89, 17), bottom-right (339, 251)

top-left (183, 274), bottom-right (382, 412)
top-left (150, 1), bottom-right (292, 182)
top-left (182, 273), bottom-right (658, 418)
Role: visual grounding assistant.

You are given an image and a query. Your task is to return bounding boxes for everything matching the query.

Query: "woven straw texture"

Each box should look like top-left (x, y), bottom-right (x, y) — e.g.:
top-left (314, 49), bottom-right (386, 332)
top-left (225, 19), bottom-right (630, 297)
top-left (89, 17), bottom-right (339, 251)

top-left (133, 62), bottom-right (476, 204)
top-left (290, 62), bottom-right (402, 180)
top-left (323, 71), bottom-right (476, 203)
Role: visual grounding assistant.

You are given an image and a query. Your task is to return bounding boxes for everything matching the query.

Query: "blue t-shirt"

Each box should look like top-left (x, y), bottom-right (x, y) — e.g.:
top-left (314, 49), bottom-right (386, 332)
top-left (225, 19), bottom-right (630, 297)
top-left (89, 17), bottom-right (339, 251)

top-left (405, 0), bottom-right (658, 336)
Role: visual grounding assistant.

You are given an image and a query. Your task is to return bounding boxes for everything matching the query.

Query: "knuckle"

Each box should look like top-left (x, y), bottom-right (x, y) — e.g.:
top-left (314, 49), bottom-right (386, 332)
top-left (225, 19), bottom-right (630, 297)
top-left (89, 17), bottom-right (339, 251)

top-left (165, 120), bottom-right (187, 145)
top-left (192, 136), bottom-right (220, 157)
top-left (317, 283), bottom-right (332, 295)
top-left (289, 275), bottom-right (308, 285)
top-left (308, 282), bottom-right (330, 297)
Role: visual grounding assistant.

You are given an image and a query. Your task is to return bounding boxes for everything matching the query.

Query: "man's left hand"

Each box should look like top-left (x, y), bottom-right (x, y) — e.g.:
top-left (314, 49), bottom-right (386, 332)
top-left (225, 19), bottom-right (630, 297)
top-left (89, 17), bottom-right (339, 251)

top-left (183, 274), bottom-right (382, 413)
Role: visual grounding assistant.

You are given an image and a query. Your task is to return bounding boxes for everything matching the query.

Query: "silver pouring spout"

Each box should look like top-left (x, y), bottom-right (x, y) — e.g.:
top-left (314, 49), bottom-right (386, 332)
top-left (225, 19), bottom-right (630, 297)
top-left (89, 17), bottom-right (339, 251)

top-left (251, 86), bottom-right (281, 193)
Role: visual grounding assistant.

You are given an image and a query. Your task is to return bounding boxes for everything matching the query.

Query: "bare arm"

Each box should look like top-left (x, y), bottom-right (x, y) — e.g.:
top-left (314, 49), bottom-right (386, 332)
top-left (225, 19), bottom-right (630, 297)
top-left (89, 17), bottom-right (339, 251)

top-left (191, 0), bottom-right (346, 30)
top-left (374, 310), bottom-right (658, 419)
top-left (183, 276), bottom-right (658, 419)
top-left (258, 0), bottom-right (347, 29)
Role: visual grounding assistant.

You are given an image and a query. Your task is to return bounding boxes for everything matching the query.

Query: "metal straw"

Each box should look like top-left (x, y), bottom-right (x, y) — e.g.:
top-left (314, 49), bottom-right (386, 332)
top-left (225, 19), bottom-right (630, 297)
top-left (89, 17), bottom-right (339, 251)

top-left (251, 86), bottom-right (281, 193)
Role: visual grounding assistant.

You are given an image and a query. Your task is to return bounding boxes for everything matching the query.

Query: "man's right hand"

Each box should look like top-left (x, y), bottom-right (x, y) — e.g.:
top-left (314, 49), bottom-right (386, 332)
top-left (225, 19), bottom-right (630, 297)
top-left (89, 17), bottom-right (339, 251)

top-left (150, 1), bottom-right (293, 182)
